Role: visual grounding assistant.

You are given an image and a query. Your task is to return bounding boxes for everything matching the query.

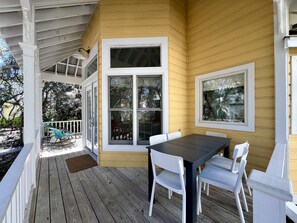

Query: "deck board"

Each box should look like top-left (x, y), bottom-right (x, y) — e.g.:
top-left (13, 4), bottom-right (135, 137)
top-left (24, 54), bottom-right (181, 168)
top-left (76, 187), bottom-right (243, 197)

top-left (31, 146), bottom-right (253, 223)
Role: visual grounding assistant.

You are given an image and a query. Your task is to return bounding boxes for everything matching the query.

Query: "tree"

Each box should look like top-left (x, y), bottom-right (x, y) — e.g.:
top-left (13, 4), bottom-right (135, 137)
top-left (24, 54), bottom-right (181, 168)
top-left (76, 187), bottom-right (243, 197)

top-left (0, 37), bottom-right (23, 148)
top-left (42, 81), bottom-right (81, 121)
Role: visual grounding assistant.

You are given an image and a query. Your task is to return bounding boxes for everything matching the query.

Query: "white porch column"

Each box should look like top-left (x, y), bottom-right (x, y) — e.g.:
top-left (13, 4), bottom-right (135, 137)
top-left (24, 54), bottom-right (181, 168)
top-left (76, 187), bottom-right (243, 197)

top-left (20, 43), bottom-right (37, 144)
top-left (35, 69), bottom-right (42, 153)
top-left (274, 0), bottom-right (289, 177)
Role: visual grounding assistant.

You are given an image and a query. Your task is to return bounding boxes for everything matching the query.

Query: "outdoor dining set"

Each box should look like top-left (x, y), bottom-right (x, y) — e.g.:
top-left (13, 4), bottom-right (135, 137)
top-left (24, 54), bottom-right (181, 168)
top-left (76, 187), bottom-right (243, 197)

top-left (146, 131), bottom-right (251, 223)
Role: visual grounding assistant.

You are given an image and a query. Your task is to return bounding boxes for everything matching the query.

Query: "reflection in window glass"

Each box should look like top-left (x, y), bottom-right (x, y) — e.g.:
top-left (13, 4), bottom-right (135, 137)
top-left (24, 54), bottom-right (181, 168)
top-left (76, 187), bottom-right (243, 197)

top-left (138, 111), bottom-right (161, 144)
top-left (109, 76), bottom-right (133, 144)
top-left (86, 57), bottom-right (97, 78)
top-left (109, 76), bottom-right (133, 108)
top-left (137, 76), bottom-right (162, 144)
top-left (138, 76), bottom-right (161, 108)
top-left (110, 111), bottom-right (133, 144)
top-left (202, 73), bottom-right (245, 123)
top-left (110, 47), bottom-right (161, 68)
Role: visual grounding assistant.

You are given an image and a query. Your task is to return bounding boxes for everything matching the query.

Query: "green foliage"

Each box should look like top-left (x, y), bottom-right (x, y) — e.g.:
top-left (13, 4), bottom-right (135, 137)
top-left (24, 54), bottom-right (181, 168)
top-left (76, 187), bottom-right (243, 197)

top-left (42, 81), bottom-right (81, 121)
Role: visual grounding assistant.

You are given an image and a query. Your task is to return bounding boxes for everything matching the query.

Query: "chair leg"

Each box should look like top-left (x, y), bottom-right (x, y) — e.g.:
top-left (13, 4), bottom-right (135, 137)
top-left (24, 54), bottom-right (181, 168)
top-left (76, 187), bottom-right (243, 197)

top-left (206, 183), bottom-right (210, 196)
top-left (241, 185), bottom-right (249, 212)
top-left (197, 179), bottom-right (202, 215)
top-left (168, 189), bottom-right (172, 199)
top-left (182, 193), bottom-right (186, 223)
top-left (234, 192), bottom-right (246, 223)
top-left (243, 170), bottom-right (252, 196)
top-left (149, 180), bottom-right (156, 216)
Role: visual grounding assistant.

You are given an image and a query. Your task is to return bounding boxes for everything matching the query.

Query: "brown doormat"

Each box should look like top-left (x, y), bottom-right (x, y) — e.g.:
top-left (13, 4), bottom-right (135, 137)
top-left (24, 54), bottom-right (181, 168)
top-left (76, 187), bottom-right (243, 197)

top-left (66, 154), bottom-right (97, 173)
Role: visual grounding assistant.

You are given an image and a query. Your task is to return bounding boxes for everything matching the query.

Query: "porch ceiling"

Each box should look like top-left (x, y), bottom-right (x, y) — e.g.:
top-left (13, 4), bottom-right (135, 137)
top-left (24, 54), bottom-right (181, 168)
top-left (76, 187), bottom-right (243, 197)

top-left (0, 0), bottom-right (99, 83)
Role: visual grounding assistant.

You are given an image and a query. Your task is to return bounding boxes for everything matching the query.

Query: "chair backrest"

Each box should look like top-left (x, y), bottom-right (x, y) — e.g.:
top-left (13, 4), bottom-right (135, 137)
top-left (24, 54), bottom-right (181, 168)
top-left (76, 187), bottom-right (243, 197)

top-left (150, 149), bottom-right (185, 192)
top-left (151, 149), bottom-right (184, 174)
top-left (167, 131), bottom-right (182, 141)
top-left (231, 141), bottom-right (249, 173)
top-left (149, 134), bottom-right (168, 145)
top-left (206, 131), bottom-right (227, 138)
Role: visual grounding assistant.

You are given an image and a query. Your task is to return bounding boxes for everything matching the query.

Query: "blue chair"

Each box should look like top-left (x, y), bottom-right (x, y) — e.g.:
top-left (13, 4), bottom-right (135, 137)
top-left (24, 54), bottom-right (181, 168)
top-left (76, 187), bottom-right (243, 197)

top-left (48, 127), bottom-right (74, 142)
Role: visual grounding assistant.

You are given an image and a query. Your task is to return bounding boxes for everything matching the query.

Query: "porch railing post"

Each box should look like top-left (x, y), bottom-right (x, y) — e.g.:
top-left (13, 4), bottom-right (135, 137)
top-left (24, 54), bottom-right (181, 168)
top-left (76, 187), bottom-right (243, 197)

top-left (247, 143), bottom-right (293, 223)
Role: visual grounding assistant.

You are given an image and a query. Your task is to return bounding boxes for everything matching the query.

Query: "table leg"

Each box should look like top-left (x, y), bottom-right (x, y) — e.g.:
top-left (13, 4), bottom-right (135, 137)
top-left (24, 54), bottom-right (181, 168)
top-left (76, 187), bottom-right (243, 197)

top-left (185, 164), bottom-right (197, 223)
top-left (148, 149), bottom-right (153, 201)
top-left (224, 141), bottom-right (230, 158)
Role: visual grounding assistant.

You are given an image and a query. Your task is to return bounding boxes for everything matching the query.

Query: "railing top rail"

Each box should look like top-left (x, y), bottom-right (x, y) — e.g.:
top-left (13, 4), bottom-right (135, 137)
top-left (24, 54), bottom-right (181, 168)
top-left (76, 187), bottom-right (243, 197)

top-left (0, 143), bottom-right (33, 222)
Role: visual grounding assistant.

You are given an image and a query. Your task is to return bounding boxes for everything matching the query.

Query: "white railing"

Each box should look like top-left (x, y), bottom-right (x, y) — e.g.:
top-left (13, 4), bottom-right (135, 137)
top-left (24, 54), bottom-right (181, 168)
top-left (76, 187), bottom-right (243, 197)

top-left (248, 143), bottom-right (293, 223)
top-left (0, 140), bottom-right (37, 223)
top-left (42, 120), bottom-right (82, 137)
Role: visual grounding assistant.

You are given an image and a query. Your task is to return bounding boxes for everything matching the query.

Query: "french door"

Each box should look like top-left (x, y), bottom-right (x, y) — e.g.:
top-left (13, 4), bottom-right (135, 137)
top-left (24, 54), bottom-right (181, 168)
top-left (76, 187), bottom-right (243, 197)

top-left (85, 82), bottom-right (98, 156)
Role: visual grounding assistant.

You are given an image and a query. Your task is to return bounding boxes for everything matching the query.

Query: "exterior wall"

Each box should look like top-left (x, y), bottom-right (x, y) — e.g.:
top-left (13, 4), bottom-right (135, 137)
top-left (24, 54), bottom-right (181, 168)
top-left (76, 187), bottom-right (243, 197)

top-left (168, 0), bottom-right (188, 135)
top-left (187, 0), bottom-right (275, 172)
top-left (82, 0), bottom-right (188, 167)
top-left (289, 135), bottom-right (297, 192)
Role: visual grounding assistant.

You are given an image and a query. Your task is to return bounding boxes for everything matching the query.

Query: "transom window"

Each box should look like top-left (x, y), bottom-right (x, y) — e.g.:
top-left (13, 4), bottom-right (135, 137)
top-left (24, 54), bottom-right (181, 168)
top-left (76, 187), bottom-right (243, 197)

top-left (102, 37), bottom-right (168, 152)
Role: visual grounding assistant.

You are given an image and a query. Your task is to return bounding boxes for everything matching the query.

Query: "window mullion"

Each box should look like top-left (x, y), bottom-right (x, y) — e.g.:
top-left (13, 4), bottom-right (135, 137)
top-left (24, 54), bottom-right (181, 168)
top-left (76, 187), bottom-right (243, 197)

top-left (133, 74), bottom-right (137, 146)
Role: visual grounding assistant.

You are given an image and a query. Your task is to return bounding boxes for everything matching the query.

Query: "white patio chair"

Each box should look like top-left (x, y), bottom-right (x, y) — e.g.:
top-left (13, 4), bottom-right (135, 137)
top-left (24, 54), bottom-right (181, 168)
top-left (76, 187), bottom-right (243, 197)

top-left (149, 149), bottom-right (186, 223)
top-left (149, 133), bottom-right (168, 145)
top-left (167, 131), bottom-right (182, 141)
top-left (203, 131), bottom-right (227, 190)
top-left (206, 141), bottom-right (252, 196)
top-left (149, 134), bottom-right (173, 199)
top-left (197, 145), bottom-right (249, 223)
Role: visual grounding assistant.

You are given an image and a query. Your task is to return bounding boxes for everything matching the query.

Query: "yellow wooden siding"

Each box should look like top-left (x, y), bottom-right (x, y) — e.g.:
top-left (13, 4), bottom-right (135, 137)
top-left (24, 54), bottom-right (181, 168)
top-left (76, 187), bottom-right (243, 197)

top-left (83, 0), bottom-right (186, 167)
top-left (187, 0), bottom-right (274, 172)
top-left (169, 0), bottom-right (188, 135)
top-left (289, 135), bottom-right (297, 192)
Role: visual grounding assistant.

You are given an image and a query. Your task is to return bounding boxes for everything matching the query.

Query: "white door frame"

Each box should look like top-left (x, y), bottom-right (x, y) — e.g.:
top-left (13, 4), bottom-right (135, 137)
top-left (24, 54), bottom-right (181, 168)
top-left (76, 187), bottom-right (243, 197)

top-left (82, 43), bottom-right (98, 156)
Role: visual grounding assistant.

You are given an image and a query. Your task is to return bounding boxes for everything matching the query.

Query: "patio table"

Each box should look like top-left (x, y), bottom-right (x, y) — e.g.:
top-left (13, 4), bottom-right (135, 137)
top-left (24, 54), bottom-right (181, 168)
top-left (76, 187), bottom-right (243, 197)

top-left (147, 134), bottom-right (230, 223)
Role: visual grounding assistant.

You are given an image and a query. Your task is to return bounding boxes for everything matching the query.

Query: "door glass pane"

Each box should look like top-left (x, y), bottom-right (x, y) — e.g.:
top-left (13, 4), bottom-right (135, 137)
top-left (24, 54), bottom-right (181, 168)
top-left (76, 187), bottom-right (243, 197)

top-left (110, 111), bottom-right (133, 144)
top-left (86, 90), bottom-right (92, 141)
top-left (94, 86), bottom-right (98, 148)
top-left (109, 76), bottom-right (133, 108)
top-left (138, 76), bottom-right (162, 108)
top-left (110, 47), bottom-right (161, 68)
top-left (138, 111), bottom-right (161, 144)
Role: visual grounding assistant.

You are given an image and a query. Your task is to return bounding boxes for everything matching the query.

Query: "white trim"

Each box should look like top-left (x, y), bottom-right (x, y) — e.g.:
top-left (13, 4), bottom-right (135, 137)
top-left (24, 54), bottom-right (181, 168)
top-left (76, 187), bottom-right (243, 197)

top-left (292, 56), bottom-right (297, 134)
top-left (82, 42), bottom-right (98, 149)
top-left (195, 62), bottom-right (255, 132)
top-left (102, 37), bottom-right (168, 152)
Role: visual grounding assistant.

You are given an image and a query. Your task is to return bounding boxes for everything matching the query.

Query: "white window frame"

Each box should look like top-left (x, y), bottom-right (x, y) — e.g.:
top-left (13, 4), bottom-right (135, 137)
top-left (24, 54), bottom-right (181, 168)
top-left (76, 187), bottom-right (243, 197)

top-left (102, 37), bottom-right (168, 152)
top-left (195, 62), bottom-right (255, 132)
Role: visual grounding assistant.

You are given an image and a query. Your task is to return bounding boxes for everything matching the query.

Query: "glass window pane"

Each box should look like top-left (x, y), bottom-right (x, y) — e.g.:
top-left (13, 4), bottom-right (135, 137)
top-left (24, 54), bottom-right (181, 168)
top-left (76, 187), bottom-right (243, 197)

top-left (110, 47), bottom-right (161, 68)
top-left (110, 111), bottom-right (133, 144)
top-left (202, 73), bottom-right (245, 122)
top-left (86, 57), bottom-right (97, 78)
top-left (138, 111), bottom-right (161, 144)
top-left (109, 76), bottom-right (133, 108)
top-left (138, 76), bottom-right (162, 108)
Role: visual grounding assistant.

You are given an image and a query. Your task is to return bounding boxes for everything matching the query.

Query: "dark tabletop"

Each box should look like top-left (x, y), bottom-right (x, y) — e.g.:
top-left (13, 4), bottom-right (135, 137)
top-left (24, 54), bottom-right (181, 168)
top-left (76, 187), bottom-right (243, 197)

top-left (147, 134), bottom-right (230, 167)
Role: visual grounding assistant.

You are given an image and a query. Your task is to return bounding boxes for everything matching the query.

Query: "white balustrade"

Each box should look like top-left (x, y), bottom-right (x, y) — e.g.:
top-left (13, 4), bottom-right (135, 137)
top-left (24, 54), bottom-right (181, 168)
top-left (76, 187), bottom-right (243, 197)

top-left (42, 120), bottom-right (82, 137)
top-left (0, 138), bottom-right (38, 223)
top-left (247, 143), bottom-right (293, 223)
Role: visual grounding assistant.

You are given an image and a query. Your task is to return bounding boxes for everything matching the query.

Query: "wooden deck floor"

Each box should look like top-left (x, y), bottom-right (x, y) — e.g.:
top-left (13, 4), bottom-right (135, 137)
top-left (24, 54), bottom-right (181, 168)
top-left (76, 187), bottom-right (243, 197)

top-left (30, 143), bottom-right (253, 223)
